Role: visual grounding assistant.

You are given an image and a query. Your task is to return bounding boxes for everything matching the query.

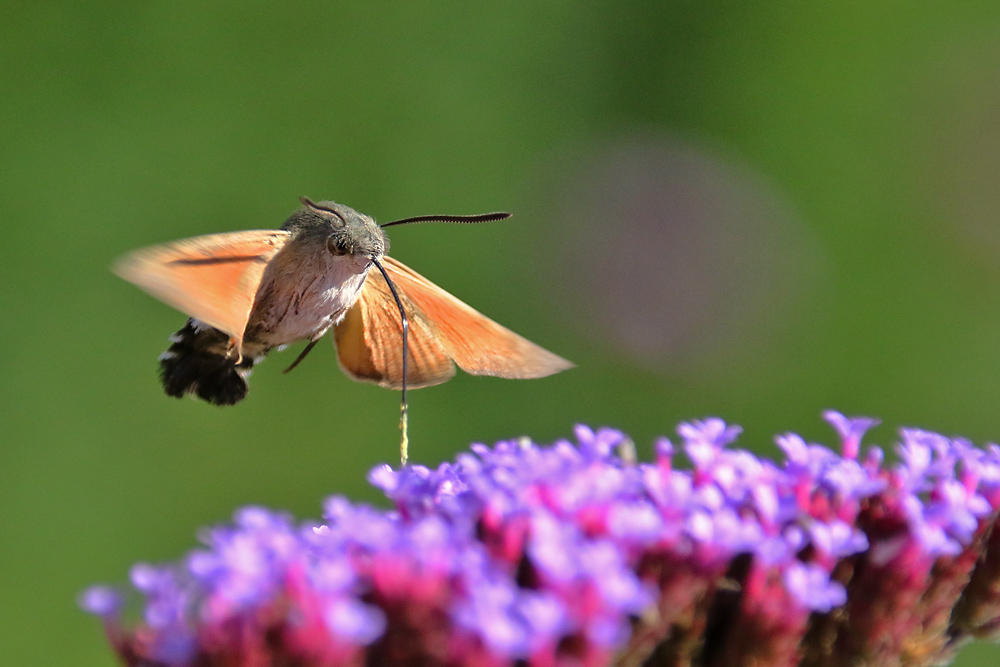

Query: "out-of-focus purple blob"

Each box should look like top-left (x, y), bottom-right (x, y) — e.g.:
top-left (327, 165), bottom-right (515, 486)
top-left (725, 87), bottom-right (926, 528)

top-left (518, 591), bottom-right (568, 649)
top-left (78, 585), bottom-right (123, 618)
top-left (608, 500), bottom-right (664, 544)
top-left (784, 561), bottom-right (847, 612)
top-left (679, 418), bottom-right (742, 468)
top-left (538, 133), bottom-right (827, 371)
top-left (809, 519), bottom-right (869, 558)
top-left (367, 463), bottom-right (397, 493)
top-left (324, 598), bottom-right (386, 645)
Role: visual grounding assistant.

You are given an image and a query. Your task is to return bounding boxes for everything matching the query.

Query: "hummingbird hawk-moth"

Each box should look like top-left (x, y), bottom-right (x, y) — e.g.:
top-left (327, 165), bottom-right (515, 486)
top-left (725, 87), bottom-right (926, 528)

top-left (113, 198), bottom-right (572, 463)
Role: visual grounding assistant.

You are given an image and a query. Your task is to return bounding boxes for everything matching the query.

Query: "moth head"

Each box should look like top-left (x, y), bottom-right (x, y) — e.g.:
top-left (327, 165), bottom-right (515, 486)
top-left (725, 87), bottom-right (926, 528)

top-left (288, 198), bottom-right (389, 262)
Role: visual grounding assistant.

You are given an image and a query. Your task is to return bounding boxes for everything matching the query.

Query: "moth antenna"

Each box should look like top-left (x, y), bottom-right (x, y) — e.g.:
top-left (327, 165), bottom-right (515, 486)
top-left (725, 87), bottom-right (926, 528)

top-left (380, 212), bottom-right (511, 228)
top-left (282, 339), bottom-right (319, 374)
top-left (299, 196), bottom-right (348, 224)
top-left (373, 259), bottom-right (410, 466)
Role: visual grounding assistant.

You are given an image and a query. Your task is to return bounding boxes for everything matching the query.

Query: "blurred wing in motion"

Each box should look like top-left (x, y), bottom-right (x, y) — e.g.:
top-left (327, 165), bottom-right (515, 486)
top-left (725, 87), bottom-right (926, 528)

top-left (113, 230), bottom-right (291, 353)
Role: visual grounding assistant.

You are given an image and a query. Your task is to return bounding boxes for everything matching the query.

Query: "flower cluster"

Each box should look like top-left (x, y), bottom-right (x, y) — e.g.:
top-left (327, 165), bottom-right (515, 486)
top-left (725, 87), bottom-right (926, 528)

top-left (83, 413), bottom-right (1000, 666)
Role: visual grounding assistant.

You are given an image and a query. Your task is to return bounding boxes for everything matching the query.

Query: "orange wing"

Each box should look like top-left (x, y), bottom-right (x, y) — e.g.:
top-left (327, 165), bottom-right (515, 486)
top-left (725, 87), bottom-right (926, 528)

top-left (113, 230), bottom-right (291, 353)
top-left (333, 256), bottom-right (573, 389)
top-left (334, 268), bottom-right (456, 389)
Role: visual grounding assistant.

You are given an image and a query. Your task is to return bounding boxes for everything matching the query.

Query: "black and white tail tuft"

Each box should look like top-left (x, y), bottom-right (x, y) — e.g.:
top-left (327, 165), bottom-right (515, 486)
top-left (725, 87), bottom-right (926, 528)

top-left (158, 320), bottom-right (256, 406)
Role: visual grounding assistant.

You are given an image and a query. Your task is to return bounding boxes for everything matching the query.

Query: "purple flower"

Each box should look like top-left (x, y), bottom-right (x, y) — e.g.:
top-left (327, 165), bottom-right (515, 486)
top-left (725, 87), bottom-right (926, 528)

top-left (784, 561), bottom-right (846, 612)
top-left (83, 414), bottom-right (1000, 667)
top-left (823, 410), bottom-right (880, 460)
top-left (78, 585), bottom-right (123, 618)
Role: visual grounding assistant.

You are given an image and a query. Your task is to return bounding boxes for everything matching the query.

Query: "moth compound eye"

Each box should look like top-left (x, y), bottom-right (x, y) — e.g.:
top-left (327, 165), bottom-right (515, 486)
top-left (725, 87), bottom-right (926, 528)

top-left (327, 237), bottom-right (350, 256)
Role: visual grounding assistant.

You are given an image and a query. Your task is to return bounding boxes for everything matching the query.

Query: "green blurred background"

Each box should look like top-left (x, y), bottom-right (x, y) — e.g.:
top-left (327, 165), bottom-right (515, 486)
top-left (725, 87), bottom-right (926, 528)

top-left (3, 2), bottom-right (1000, 665)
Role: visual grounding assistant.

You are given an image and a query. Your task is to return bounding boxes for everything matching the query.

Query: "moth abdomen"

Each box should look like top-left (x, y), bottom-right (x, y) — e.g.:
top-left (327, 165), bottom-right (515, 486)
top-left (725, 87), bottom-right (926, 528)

top-left (158, 320), bottom-right (257, 406)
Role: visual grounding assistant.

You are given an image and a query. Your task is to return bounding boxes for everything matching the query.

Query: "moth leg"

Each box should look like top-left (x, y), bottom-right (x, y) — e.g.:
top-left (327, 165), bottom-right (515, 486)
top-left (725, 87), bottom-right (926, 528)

top-left (283, 339), bottom-right (320, 374)
top-left (225, 337), bottom-right (243, 364)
